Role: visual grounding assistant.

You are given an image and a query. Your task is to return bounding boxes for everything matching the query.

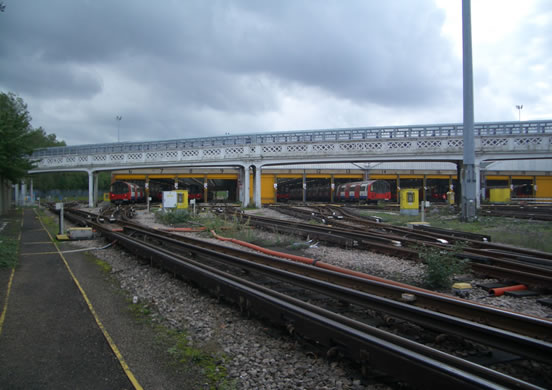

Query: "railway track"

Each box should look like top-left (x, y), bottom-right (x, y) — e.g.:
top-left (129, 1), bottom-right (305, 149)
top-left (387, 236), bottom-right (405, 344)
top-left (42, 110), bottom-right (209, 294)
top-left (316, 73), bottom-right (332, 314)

top-left (480, 204), bottom-right (552, 221)
top-left (255, 206), bottom-right (552, 289)
top-left (55, 207), bottom-right (552, 389)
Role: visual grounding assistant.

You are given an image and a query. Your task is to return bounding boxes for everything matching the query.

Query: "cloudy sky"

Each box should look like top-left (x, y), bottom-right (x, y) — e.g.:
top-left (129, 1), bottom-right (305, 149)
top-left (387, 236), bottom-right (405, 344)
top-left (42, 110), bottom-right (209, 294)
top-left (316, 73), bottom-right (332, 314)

top-left (1, 0), bottom-right (550, 146)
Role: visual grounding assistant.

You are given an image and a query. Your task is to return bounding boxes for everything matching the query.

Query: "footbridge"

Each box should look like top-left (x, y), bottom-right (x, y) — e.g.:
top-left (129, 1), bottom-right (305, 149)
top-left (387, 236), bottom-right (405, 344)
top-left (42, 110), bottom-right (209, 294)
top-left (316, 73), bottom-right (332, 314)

top-left (30, 120), bottom-right (552, 207)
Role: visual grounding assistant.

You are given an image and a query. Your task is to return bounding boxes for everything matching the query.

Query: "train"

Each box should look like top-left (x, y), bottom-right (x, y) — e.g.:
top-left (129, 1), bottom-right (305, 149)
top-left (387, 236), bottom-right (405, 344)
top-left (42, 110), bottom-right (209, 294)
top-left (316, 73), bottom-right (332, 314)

top-left (110, 180), bottom-right (205, 204)
top-left (285, 180), bottom-right (392, 203)
top-left (110, 181), bottom-right (145, 204)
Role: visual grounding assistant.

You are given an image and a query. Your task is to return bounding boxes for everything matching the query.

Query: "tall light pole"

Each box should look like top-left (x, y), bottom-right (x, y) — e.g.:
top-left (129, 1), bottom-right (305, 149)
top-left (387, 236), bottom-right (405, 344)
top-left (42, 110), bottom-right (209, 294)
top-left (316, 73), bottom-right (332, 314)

top-left (461, 0), bottom-right (477, 222)
top-left (116, 115), bottom-right (122, 142)
top-left (516, 104), bottom-right (523, 121)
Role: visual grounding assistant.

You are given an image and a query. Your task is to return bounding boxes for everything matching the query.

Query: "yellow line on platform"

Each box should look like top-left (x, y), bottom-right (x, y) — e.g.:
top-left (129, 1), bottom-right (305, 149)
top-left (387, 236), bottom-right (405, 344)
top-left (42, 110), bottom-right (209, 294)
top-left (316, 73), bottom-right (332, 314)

top-left (20, 251), bottom-right (59, 256)
top-left (0, 268), bottom-right (16, 336)
top-left (2, 212), bottom-right (25, 335)
top-left (22, 241), bottom-right (53, 245)
top-left (33, 209), bottom-right (143, 390)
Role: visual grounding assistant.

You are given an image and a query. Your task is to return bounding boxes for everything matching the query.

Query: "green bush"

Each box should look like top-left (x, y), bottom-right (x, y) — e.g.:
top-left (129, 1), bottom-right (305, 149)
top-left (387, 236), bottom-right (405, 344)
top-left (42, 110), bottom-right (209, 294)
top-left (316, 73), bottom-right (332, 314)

top-left (0, 238), bottom-right (18, 268)
top-left (154, 209), bottom-right (192, 225)
top-left (419, 244), bottom-right (467, 290)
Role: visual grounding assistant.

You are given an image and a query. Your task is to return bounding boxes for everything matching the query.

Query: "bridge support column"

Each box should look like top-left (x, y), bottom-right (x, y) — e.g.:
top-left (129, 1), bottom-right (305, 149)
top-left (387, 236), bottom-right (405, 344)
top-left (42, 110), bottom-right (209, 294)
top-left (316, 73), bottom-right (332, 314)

top-left (14, 183), bottom-right (20, 207)
top-left (254, 165), bottom-right (261, 208)
top-left (21, 181), bottom-right (27, 206)
top-left (330, 175), bottom-right (335, 203)
top-left (480, 171), bottom-right (487, 203)
top-left (475, 163), bottom-right (481, 209)
top-left (88, 171), bottom-right (94, 208)
top-left (242, 165), bottom-right (250, 208)
top-left (302, 172), bottom-right (306, 203)
top-left (93, 173), bottom-right (99, 207)
top-left (30, 178), bottom-right (34, 205)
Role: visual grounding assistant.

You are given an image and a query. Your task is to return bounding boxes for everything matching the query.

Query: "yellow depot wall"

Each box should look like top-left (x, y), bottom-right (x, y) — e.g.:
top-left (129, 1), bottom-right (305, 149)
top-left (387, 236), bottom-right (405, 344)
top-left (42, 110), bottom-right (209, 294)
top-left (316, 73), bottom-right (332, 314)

top-left (261, 175), bottom-right (276, 204)
top-left (489, 188), bottom-right (511, 203)
top-left (370, 175), bottom-right (397, 179)
top-left (536, 177), bottom-right (552, 198)
top-left (333, 174), bottom-right (363, 179)
top-left (113, 175), bottom-right (147, 180)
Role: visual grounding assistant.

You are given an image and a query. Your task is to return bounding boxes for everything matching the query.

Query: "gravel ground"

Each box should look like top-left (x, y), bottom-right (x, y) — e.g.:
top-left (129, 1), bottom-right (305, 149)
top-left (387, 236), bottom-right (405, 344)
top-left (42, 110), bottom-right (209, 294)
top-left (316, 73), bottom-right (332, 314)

top-left (71, 206), bottom-right (552, 388)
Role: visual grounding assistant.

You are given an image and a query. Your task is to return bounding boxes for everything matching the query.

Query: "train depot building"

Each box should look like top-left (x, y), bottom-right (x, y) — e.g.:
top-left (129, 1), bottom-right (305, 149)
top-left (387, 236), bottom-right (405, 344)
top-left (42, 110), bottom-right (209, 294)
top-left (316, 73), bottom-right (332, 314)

top-left (110, 159), bottom-right (552, 205)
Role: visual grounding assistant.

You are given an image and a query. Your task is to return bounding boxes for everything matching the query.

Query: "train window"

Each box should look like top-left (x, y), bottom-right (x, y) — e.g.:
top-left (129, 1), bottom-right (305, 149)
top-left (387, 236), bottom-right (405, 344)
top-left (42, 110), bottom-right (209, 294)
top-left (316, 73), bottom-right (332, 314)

top-left (111, 181), bottom-right (129, 194)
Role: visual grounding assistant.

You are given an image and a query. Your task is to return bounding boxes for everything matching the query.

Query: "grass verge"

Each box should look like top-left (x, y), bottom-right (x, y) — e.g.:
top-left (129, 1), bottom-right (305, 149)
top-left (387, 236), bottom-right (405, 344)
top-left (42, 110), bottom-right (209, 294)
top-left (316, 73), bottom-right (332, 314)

top-left (358, 208), bottom-right (552, 253)
top-left (0, 209), bottom-right (23, 268)
top-left (129, 299), bottom-right (236, 390)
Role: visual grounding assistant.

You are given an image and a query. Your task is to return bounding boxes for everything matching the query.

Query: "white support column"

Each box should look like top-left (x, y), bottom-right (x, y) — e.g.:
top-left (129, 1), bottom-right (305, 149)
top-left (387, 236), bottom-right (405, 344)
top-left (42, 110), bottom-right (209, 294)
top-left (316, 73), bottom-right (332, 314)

top-left (14, 183), bottom-right (19, 207)
top-left (254, 164), bottom-right (261, 208)
top-left (242, 165), bottom-right (250, 208)
top-left (19, 179), bottom-right (27, 206)
top-left (30, 178), bottom-right (34, 205)
top-left (88, 171), bottom-right (94, 208)
top-left (93, 172), bottom-right (99, 207)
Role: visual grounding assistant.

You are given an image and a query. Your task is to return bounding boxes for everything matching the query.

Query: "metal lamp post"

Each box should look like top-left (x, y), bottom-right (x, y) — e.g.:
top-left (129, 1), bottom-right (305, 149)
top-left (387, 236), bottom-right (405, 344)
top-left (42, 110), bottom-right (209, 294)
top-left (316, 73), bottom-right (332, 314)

top-left (516, 105), bottom-right (523, 121)
top-left (116, 115), bottom-right (122, 142)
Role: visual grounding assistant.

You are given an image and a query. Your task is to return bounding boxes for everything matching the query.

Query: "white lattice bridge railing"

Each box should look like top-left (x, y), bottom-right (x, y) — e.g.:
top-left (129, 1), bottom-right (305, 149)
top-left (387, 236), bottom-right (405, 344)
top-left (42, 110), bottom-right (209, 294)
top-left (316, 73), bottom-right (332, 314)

top-left (32, 120), bottom-right (552, 170)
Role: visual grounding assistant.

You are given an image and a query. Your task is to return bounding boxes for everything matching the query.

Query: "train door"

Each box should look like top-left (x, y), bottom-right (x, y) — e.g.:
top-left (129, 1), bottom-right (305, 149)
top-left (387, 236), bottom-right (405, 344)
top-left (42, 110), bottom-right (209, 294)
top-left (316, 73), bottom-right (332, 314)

top-left (130, 183), bottom-right (136, 202)
top-left (337, 184), bottom-right (345, 201)
top-left (360, 183), bottom-right (368, 201)
top-left (346, 184), bottom-right (354, 201)
top-left (353, 184), bottom-right (361, 201)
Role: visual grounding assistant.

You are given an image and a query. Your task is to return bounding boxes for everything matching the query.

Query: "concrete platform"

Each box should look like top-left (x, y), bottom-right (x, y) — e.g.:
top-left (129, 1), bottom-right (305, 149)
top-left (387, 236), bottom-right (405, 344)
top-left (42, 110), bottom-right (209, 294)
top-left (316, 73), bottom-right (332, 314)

top-left (0, 209), bottom-right (135, 389)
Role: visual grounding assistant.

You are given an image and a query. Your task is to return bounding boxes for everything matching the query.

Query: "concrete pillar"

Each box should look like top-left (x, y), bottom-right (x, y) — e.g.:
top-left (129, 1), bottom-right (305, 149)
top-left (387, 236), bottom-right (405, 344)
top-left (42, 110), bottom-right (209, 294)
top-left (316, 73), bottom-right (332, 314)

top-left (21, 181), bottom-right (27, 206)
top-left (88, 171), bottom-right (94, 208)
top-left (242, 165), bottom-right (250, 207)
top-left (0, 178), bottom-right (6, 214)
top-left (254, 165), bottom-right (261, 208)
top-left (203, 176), bottom-right (208, 203)
top-left (330, 175), bottom-right (335, 203)
top-left (302, 172), bottom-right (306, 203)
top-left (14, 184), bottom-right (19, 208)
top-left (396, 175), bottom-right (400, 202)
top-left (145, 176), bottom-right (150, 211)
top-left (480, 171), bottom-right (487, 203)
top-left (29, 178), bottom-right (34, 205)
top-left (93, 173), bottom-right (99, 207)
top-left (273, 175), bottom-right (278, 204)
top-left (422, 175), bottom-right (427, 205)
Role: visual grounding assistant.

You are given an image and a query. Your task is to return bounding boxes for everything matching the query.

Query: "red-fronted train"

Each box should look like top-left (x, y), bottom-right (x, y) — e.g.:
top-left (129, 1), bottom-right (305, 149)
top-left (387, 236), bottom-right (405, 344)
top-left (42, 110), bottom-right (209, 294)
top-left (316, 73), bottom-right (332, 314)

top-left (286, 180), bottom-right (392, 203)
top-left (110, 181), bottom-right (145, 204)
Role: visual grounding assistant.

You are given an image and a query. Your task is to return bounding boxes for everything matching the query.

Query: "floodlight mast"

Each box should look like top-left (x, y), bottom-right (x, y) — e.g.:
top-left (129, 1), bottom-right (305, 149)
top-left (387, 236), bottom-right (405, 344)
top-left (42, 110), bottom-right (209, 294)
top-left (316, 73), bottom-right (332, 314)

top-left (461, 0), bottom-right (477, 221)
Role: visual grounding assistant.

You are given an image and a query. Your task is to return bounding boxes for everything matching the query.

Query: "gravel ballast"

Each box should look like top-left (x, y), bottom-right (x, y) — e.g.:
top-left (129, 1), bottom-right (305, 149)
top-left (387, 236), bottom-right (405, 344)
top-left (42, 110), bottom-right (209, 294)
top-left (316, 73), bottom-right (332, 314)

top-left (71, 206), bottom-right (552, 388)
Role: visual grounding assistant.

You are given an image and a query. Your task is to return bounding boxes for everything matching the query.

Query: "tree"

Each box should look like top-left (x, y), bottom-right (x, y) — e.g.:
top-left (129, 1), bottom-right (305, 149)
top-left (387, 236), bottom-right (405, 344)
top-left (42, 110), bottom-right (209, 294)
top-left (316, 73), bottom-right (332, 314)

top-left (0, 92), bottom-right (36, 182)
top-left (0, 92), bottom-right (64, 182)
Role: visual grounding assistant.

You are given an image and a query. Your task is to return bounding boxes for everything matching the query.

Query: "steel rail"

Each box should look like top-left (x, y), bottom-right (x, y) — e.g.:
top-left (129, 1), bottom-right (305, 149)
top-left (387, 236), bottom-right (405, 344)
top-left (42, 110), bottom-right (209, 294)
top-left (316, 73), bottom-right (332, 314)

top-left (88, 224), bottom-right (545, 389)
top-left (119, 225), bottom-right (552, 364)
top-left (62, 208), bottom-right (552, 343)
top-left (236, 211), bottom-right (552, 287)
top-left (289, 206), bottom-right (552, 266)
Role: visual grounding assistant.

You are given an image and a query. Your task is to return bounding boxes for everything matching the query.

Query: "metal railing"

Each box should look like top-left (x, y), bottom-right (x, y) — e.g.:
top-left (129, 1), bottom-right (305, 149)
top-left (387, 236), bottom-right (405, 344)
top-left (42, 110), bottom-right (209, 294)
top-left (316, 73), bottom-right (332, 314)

top-left (32, 120), bottom-right (552, 158)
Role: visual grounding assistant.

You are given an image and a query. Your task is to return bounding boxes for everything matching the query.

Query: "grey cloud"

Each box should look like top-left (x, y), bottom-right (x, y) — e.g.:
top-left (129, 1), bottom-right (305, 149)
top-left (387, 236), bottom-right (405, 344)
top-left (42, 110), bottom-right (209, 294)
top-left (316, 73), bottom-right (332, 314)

top-left (1, 1), bottom-right (458, 108)
top-left (2, 0), bottom-right (510, 145)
